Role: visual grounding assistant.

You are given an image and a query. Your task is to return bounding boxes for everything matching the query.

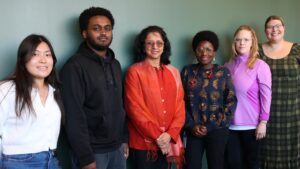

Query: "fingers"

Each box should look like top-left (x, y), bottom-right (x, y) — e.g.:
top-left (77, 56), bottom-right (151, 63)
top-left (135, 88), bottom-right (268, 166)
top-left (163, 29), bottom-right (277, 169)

top-left (122, 143), bottom-right (129, 159)
top-left (192, 125), bottom-right (207, 137)
top-left (256, 132), bottom-right (266, 140)
top-left (159, 142), bottom-right (170, 155)
top-left (156, 133), bottom-right (171, 155)
top-left (156, 133), bottom-right (171, 146)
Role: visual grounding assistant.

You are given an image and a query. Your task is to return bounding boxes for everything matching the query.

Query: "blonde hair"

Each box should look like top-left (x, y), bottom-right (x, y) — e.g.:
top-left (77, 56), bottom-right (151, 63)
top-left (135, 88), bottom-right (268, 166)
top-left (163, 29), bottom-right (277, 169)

top-left (231, 25), bottom-right (258, 69)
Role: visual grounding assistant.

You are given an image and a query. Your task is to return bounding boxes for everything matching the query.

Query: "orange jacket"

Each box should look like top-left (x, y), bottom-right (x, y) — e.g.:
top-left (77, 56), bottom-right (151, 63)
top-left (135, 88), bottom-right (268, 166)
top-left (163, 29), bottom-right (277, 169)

top-left (124, 60), bottom-right (185, 150)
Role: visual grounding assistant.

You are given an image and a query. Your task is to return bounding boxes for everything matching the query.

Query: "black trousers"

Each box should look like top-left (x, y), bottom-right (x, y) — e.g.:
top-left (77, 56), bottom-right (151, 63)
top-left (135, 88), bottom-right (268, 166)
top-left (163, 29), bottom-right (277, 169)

top-left (225, 129), bottom-right (260, 169)
top-left (129, 148), bottom-right (168, 169)
top-left (185, 128), bottom-right (229, 169)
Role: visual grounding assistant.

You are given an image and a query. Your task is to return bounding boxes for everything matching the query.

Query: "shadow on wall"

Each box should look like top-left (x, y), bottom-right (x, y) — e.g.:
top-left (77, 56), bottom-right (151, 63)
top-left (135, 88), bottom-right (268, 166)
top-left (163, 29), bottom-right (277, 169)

top-left (57, 16), bottom-right (83, 71)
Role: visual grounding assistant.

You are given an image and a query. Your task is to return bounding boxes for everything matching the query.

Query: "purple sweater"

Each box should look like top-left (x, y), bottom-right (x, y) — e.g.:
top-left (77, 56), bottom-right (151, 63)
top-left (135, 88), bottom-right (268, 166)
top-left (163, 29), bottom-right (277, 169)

top-left (224, 54), bottom-right (272, 126)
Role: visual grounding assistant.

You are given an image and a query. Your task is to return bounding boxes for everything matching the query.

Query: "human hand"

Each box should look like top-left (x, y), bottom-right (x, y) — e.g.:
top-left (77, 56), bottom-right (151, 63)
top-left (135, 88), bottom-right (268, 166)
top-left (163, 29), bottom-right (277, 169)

top-left (256, 121), bottom-right (267, 140)
top-left (82, 162), bottom-right (96, 169)
top-left (191, 125), bottom-right (207, 137)
top-left (156, 132), bottom-right (171, 155)
top-left (122, 143), bottom-right (129, 159)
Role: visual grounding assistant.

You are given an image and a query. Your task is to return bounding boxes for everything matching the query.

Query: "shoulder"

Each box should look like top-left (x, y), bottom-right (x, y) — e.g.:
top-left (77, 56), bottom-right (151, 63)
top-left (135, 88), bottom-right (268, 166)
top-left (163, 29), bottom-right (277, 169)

top-left (181, 64), bottom-right (197, 73)
top-left (165, 64), bottom-right (179, 73)
top-left (255, 58), bottom-right (269, 68)
top-left (0, 80), bottom-right (15, 92)
top-left (0, 80), bottom-right (15, 101)
top-left (61, 54), bottom-right (84, 70)
top-left (216, 64), bottom-right (229, 72)
top-left (252, 59), bottom-right (271, 73)
top-left (292, 43), bottom-right (300, 53)
top-left (127, 62), bottom-right (144, 72)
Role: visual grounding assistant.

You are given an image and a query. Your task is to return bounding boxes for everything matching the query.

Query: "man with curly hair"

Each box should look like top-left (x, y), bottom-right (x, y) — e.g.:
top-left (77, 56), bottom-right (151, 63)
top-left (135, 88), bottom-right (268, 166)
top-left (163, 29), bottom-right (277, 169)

top-left (60, 7), bottom-right (128, 169)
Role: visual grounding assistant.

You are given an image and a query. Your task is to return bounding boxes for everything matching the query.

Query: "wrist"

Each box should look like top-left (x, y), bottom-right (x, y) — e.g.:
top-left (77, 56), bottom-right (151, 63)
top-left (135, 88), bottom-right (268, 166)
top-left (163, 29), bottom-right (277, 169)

top-left (260, 120), bottom-right (267, 124)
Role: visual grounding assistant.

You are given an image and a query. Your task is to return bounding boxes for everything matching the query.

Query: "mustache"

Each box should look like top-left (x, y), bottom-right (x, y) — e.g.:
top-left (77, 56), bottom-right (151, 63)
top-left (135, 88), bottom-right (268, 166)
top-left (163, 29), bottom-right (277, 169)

top-left (97, 35), bottom-right (108, 40)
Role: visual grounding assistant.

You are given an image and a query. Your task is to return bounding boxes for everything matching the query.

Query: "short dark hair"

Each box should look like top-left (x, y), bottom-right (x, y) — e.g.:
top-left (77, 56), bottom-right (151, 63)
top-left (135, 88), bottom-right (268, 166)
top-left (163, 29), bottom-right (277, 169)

top-left (79, 7), bottom-right (115, 33)
top-left (192, 30), bottom-right (219, 52)
top-left (134, 25), bottom-right (171, 65)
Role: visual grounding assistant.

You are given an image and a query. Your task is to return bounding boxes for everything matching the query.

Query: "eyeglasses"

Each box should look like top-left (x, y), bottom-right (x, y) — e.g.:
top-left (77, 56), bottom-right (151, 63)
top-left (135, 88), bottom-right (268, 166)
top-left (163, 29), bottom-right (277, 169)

top-left (266, 24), bottom-right (283, 30)
top-left (32, 51), bottom-right (52, 58)
top-left (234, 38), bottom-right (252, 43)
top-left (196, 47), bottom-right (214, 54)
top-left (145, 41), bottom-right (164, 48)
top-left (89, 25), bottom-right (112, 32)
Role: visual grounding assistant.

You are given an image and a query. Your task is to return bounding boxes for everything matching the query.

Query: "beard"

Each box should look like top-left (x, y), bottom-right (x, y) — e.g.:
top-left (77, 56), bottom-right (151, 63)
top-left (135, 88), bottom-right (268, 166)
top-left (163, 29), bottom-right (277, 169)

top-left (86, 35), bottom-right (113, 51)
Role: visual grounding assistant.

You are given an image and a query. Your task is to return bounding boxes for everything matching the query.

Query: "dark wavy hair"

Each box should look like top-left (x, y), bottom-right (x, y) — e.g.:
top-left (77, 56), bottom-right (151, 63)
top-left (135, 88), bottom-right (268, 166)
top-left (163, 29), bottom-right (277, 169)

top-left (134, 25), bottom-right (171, 65)
top-left (79, 6), bottom-right (115, 33)
top-left (9, 34), bottom-right (64, 117)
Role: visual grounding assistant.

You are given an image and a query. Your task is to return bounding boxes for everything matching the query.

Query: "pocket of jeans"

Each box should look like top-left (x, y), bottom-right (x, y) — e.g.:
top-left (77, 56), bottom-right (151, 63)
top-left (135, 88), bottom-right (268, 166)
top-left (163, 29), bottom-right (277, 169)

top-left (3, 153), bottom-right (34, 162)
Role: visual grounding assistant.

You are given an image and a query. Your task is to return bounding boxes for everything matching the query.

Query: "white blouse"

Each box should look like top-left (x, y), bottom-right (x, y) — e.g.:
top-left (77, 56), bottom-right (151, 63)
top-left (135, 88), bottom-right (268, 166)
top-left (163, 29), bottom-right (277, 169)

top-left (0, 81), bottom-right (61, 155)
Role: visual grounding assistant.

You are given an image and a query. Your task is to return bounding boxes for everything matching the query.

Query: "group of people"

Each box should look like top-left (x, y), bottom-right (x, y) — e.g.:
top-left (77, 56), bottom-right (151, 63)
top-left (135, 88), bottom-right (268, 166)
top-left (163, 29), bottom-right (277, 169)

top-left (0, 6), bottom-right (299, 169)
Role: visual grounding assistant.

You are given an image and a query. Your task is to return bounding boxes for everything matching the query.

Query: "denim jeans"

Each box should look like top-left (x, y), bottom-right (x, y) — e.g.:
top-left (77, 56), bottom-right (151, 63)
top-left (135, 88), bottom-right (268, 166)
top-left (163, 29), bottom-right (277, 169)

top-left (1, 150), bottom-right (60, 169)
top-left (70, 146), bottom-right (126, 169)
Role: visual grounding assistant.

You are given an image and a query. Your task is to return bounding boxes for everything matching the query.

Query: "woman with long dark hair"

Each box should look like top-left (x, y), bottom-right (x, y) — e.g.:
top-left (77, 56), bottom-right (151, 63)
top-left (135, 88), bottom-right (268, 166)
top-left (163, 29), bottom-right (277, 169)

top-left (0, 34), bottom-right (63, 169)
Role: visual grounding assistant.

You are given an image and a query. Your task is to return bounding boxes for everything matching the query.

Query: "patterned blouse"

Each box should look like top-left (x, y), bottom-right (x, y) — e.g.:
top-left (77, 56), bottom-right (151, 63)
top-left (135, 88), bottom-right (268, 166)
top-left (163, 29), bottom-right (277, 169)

top-left (181, 64), bottom-right (237, 132)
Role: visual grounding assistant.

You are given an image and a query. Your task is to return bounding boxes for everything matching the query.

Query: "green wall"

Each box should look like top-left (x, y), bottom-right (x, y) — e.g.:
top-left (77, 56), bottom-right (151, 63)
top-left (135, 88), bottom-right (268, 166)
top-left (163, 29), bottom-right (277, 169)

top-left (1, 0), bottom-right (299, 168)
top-left (1, 0), bottom-right (299, 80)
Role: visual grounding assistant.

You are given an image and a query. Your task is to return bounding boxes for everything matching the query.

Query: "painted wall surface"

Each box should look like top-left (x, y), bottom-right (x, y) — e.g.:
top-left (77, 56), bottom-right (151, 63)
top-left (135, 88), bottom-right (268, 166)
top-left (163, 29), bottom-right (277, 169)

top-left (0, 0), bottom-right (299, 168)
top-left (0, 0), bottom-right (299, 80)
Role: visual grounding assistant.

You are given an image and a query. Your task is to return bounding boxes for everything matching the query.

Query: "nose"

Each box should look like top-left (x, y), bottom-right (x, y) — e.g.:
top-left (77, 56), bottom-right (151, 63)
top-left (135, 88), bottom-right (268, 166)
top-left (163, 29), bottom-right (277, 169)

top-left (39, 56), bottom-right (47, 63)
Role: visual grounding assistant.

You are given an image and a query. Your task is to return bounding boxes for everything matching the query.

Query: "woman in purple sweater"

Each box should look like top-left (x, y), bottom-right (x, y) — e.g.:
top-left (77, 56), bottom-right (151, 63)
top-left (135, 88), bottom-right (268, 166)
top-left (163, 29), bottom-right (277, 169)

top-left (224, 25), bottom-right (272, 169)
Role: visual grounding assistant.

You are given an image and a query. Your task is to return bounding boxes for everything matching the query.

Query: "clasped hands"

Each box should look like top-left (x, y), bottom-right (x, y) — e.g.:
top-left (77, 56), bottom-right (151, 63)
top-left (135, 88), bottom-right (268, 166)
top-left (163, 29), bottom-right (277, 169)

top-left (156, 132), bottom-right (171, 155)
top-left (191, 124), bottom-right (207, 137)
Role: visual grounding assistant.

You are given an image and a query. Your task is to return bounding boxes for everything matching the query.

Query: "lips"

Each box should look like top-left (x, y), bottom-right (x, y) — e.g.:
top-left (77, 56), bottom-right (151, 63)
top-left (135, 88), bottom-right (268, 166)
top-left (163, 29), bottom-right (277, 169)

top-left (37, 66), bottom-right (49, 71)
top-left (98, 36), bottom-right (108, 41)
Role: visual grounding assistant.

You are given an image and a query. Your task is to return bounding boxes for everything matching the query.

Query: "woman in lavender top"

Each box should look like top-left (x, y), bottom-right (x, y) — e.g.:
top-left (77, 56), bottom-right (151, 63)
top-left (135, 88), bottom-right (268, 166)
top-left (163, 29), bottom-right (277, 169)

top-left (224, 25), bottom-right (272, 169)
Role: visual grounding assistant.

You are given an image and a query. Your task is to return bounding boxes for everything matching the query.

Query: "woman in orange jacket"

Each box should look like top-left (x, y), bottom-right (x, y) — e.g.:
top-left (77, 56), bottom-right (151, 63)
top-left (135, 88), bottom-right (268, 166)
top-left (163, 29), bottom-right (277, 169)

top-left (124, 25), bottom-right (185, 169)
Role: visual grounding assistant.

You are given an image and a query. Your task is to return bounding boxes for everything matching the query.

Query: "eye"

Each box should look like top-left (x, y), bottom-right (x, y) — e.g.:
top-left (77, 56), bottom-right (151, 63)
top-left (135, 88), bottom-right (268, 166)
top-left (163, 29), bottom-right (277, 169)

top-left (32, 51), bottom-right (40, 57)
top-left (103, 25), bottom-right (112, 32)
top-left (92, 26), bottom-right (101, 31)
top-left (45, 52), bottom-right (52, 57)
top-left (156, 41), bottom-right (164, 47)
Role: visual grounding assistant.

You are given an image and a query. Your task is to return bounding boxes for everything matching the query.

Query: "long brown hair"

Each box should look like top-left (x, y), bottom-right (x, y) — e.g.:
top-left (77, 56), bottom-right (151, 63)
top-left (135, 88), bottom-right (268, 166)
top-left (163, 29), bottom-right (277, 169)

top-left (231, 25), bottom-right (259, 69)
top-left (8, 34), bottom-right (64, 117)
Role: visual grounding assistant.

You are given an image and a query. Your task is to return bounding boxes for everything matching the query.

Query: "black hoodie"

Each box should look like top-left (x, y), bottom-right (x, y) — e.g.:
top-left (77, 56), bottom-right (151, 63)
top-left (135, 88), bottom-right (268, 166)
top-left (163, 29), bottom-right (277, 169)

top-left (60, 42), bottom-right (127, 167)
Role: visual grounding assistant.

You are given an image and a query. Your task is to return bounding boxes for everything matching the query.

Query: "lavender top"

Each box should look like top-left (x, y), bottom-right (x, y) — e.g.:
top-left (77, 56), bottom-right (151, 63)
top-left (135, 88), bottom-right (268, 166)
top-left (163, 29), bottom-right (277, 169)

top-left (224, 54), bottom-right (272, 126)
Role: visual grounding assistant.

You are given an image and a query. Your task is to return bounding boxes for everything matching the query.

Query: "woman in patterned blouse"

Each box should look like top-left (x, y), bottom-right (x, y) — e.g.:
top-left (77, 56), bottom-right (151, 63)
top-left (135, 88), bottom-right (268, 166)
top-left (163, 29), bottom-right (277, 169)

top-left (181, 30), bottom-right (237, 169)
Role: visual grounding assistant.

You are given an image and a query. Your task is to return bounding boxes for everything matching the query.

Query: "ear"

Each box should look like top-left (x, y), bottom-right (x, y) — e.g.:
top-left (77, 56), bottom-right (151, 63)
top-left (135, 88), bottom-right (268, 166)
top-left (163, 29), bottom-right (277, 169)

top-left (82, 30), bottom-right (87, 39)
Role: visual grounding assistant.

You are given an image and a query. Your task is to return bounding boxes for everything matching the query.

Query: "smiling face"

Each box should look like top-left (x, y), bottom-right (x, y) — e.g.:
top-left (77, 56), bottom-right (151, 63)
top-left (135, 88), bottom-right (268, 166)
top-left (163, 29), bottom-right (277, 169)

top-left (83, 15), bottom-right (113, 51)
top-left (195, 41), bottom-right (215, 68)
top-left (144, 32), bottom-right (164, 62)
top-left (265, 19), bottom-right (285, 42)
top-left (234, 29), bottom-right (252, 55)
top-left (25, 42), bottom-right (54, 82)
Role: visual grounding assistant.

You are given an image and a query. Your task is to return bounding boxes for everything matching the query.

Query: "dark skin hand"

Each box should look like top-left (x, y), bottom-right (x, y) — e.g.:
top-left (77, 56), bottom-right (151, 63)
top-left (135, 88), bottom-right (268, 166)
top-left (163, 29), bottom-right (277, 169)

top-left (191, 124), bottom-right (207, 137)
top-left (82, 162), bottom-right (96, 169)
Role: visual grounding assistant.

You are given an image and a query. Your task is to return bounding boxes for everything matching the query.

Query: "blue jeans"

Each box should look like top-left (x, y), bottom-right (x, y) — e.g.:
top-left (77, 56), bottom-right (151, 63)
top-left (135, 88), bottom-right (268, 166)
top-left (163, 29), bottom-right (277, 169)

top-left (1, 150), bottom-right (60, 169)
top-left (71, 146), bottom-right (126, 169)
